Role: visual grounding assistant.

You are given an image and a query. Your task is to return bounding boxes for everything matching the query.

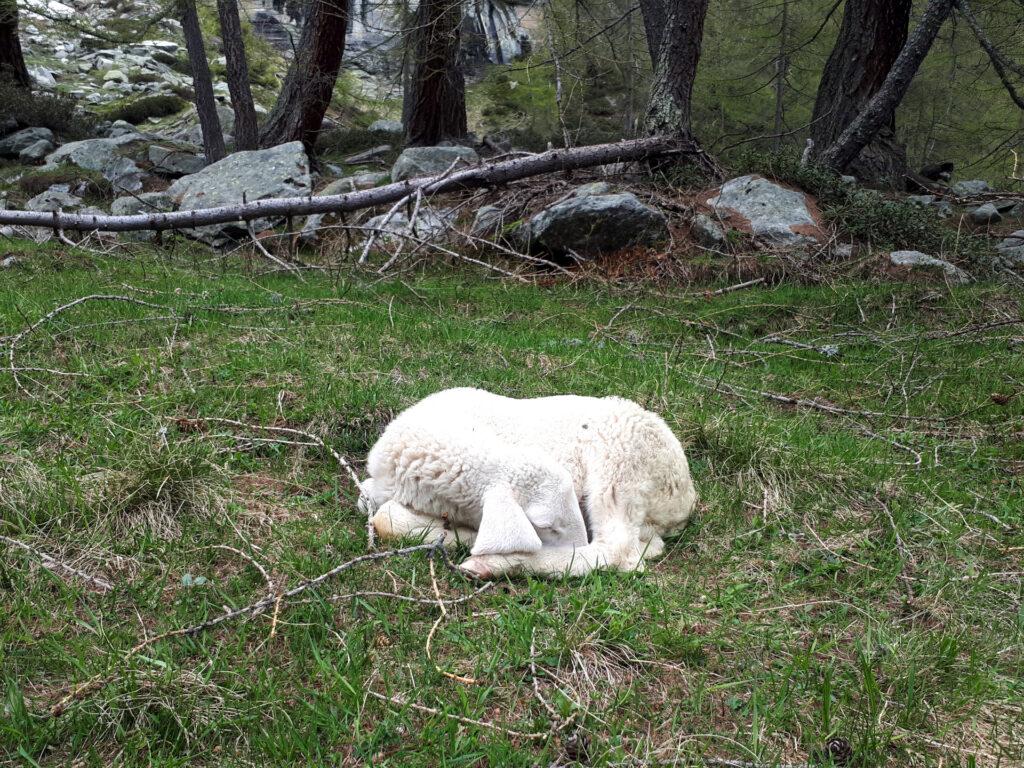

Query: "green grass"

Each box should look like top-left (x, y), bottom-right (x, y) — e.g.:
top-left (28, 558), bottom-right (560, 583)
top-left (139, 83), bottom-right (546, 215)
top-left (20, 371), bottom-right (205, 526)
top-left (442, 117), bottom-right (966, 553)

top-left (1, 243), bottom-right (1022, 767)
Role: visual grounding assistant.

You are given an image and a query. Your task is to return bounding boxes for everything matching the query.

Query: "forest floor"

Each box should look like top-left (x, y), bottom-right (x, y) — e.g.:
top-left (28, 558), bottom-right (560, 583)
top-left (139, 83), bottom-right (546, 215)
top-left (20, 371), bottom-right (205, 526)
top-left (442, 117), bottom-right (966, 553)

top-left (1, 242), bottom-right (1022, 767)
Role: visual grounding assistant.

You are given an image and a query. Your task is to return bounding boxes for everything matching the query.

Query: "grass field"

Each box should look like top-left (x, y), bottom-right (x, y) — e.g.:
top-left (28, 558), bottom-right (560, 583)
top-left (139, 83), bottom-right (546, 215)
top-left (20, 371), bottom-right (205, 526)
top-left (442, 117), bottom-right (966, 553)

top-left (1, 243), bottom-right (1022, 767)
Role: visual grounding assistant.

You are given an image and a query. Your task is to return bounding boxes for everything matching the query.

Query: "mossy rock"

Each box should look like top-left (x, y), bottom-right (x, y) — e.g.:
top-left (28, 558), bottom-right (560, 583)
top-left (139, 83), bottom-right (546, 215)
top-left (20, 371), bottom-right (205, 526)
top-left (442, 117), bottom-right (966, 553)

top-left (17, 166), bottom-right (113, 201)
top-left (97, 95), bottom-right (189, 125)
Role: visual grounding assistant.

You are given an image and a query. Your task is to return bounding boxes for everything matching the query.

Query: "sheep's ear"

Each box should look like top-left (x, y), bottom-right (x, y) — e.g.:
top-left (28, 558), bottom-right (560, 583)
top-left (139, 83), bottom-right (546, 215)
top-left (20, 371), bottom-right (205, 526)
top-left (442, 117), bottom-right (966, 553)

top-left (471, 485), bottom-right (543, 556)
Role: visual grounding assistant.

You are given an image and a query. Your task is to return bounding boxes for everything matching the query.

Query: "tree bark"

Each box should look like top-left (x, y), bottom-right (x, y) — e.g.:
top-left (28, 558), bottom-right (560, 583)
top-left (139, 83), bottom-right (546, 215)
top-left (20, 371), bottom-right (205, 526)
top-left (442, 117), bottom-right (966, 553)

top-left (818, 0), bottom-right (955, 175)
top-left (955, 0), bottom-right (1024, 110)
top-left (0, 136), bottom-right (696, 231)
top-left (179, 0), bottom-right (226, 163)
top-left (810, 0), bottom-right (912, 184)
top-left (641, 0), bottom-right (710, 138)
top-left (216, 0), bottom-right (259, 151)
top-left (0, 0), bottom-right (31, 89)
top-left (259, 0), bottom-right (349, 151)
top-left (404, 0), bottom-right (467, 146)
top-left (772, 0), bottom-right (790, 152)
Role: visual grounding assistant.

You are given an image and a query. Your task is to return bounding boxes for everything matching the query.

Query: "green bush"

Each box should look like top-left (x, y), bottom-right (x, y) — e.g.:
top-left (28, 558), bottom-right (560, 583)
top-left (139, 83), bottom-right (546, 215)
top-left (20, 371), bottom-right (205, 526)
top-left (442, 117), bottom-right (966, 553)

top-left (17, 166), bottom-right (113, 200)
top-left (97, 95), bottom-right (189, 125)
top-left (0, 82), bottom-right (96, 139)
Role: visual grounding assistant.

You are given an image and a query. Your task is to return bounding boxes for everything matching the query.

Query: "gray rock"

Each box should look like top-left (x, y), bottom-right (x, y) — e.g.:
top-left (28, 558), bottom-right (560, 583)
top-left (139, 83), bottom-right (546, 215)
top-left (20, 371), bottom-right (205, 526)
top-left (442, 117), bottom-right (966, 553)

top-left (368, 119), bottom-right (404, 134)
top-left (907, 194), bottom-right (935, 207)
top-left (166, 141), bottom-right (311, 246)
top-left (889, 250), bottom-right (971, 285)
top-left (107, 120), bottom-right (142, 139)
top-left (970, 203), bottom-right (1002, 226)
top-left (840, 175), bottom-right (857, 186)
top-left (29, 66), bottom-right (56, 87)
top-left (1, 255), bottom-right (18, 269)
top-left (571, 182), bottom-right (614, 198)
top-left (995, 230), bottom-right (1024, 268)
top-left (951, 179), bottom-right (991, 196)
top-left (364, 208), bottom-right (453, 242)
top-left (44, 135), bottom-right (147, 192)
top-left (18, 139), bottom-right (55, 163)
top-left (0, 127), bottom-right (55, 159)
top-left (391, 145), bottom-right (479, 182)
top-left (526, 193), bottom-right (669, 257)
top-left (469, 205), bottom-right (507, 239)
top-left (691, 213), bottom-right (727, 248)
top-left (707, 175), bottom-right (823, 245)
top-left (103, 69), bottom-right (128, 83)
top-left (25, 189), bottom-right (83, 212)
top-left (992, 199), bottom-right (1019, 214)
top-left (148, 145), bottom-right (205, 177)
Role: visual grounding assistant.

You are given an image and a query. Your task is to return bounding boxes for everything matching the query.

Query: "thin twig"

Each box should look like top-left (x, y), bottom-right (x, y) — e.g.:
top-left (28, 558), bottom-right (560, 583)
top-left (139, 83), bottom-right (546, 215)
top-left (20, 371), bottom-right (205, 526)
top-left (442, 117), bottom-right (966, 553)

top-left (0, 534), bottom-right (113, 593)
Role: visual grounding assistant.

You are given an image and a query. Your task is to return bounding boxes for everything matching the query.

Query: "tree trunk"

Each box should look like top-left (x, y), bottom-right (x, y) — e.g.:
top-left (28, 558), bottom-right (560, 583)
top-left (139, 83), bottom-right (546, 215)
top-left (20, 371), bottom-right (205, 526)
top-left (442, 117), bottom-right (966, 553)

top-left (772, 0), bottom-right (790, 152)
top-left (641, 0), bottom-right (710, 138)
top-left (818, 0), bottom-right (955, 175)
top-left (0, 137), bottom-right (690, 232)
top-left (810, 0), bottom-right (912, 184)
top-left (179, 0), bottom-right (226, 163)
top-left (259, 0), bottom-right (349, 151)
top-left (405, 0), bottom-right (467, 146)
top-left (0, 0), bottom-right (31, 89)
top-left (216, 0), bottom-right (259, 151)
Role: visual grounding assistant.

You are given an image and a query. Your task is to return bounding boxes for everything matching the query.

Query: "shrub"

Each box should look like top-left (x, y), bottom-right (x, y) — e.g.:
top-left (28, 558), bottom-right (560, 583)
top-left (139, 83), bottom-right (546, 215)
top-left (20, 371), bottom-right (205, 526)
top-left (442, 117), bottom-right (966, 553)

top-left (0, 82), bottom-right (96, 139)
top-left (97, 95), bottom-right (189, 125)
top-left (18, 167), bottom-right (113, 200)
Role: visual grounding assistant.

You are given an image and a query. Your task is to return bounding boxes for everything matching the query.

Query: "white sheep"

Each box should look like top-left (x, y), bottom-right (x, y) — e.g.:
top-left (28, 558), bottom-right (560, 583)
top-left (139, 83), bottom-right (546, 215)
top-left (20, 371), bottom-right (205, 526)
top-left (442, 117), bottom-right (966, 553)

top-left (359, 388), bottom-right (697, 578)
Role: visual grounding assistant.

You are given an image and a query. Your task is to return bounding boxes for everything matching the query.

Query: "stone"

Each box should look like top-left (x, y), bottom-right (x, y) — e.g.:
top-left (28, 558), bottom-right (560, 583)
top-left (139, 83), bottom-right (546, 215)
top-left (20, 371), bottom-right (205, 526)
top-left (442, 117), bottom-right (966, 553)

top-left (840, 175), bottom-right (857, 185)
top-left (889, 250), bottom-right (971, 285)
top-left (691, 213), bottom-right (727, 248)
top-left (141, 39), bottom-right (180, 53)
top-left (148, 145), bottom-right (206, 177)
top-left (364, 208), bottom-right (454, 242)
top-left (707, 175), bottom-right (824, 245)
top-left (18, 139), bottom-right (55, 163)
top-left (106, 120), bottom-right (142, 139)
top-left (469, 205), bottom-right (507, 239)
top-left (44, 135), bottom-right (147, 192)
top-left (343, 145), bottom-right (392, 164)
top-left (571, 181), bottom-right (614, 197)
top-left (995, 230), bottom-right (1024, 268)
top-left (165, 141), bottom-right (311, 246)
top-left (907, 194), bottom-right (935, 207)
top-left (951, 179), bottom-right (991, 196)
top-left (29, 66), bottom-right (56, 87)
top-left (1, 255), bottom-right (18, 269)
top-left (25, 189), bottom-right (83, 212)
top-left (0, 127), bottom-right (55, 159)
top-left (970, 203), bottom-right (1002, 226)
top-left (390, 145), bottom-right (479, 182)
top-left (526, 193), bottom-right (669, 257)
top-left (368, 119), bottom-right (404, 134)
top-left (103, 69), bottom-right (129, 83)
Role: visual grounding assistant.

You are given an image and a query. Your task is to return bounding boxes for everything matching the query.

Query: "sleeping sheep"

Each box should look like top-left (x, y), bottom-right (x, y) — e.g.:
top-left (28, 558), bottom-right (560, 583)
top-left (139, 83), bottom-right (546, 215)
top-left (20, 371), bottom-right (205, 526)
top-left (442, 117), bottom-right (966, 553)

top-left (358, 387), bottom-right (697, 578)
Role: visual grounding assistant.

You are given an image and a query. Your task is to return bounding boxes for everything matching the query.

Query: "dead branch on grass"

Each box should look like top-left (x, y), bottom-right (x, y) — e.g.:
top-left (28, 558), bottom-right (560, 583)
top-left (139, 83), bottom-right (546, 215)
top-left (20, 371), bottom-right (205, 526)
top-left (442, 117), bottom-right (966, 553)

top-left (0, 534), bottom-right (113, 593)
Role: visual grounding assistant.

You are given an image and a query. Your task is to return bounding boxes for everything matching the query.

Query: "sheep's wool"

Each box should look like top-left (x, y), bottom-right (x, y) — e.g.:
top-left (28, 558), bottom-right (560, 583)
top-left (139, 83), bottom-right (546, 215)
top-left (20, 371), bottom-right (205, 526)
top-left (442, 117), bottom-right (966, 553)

top-left (360, 388), bottom-right (697, 578)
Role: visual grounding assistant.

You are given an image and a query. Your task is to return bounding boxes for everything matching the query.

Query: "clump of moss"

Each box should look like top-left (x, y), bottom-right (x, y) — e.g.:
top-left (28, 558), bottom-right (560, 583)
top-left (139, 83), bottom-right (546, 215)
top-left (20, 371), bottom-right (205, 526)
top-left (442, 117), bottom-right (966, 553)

top-left (97, 95), bottom-right (189, 125)
top-left (18, 167), bottom-right (113, 200)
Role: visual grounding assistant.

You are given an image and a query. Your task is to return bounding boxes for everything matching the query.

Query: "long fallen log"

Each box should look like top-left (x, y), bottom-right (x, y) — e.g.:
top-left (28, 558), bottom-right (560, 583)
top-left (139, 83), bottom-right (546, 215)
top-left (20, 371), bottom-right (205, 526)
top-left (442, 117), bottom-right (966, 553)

top-left (0, 136), bottom-right (690, 233)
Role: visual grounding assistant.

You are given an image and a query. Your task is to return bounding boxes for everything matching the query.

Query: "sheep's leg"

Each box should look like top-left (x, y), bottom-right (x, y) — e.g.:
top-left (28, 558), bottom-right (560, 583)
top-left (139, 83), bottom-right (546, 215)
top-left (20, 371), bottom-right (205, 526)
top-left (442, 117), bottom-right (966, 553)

top-left (371, 500), bottom-right (476, 548)
top-left (460, 535), bottom-right (645, 579)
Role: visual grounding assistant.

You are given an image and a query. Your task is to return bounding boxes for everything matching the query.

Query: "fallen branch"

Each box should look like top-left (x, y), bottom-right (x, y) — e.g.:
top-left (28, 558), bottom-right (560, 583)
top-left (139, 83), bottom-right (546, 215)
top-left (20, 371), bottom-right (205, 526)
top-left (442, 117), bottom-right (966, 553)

top-left (0, 137), bottom-right (689, 233)
top-left (0, 534), bottom-right (113, 593)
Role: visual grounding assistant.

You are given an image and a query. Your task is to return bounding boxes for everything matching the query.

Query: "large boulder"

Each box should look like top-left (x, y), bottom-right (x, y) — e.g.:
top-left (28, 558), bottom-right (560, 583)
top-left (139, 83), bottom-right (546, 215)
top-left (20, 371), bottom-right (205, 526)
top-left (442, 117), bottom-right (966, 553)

top-left (391, 145), bottom-right (479, 182)
top-left (44, 135), bottom-right (147, 192)
top-left (299, 173), bottom-right (388, 243)
top-left (706, 175), bottom-right (825, 246)
top-left (0, 127), bottom-right (55, 159)
top-left (19, 139), bottom-right (55, 163)
top-left (525, 193), bottom-right (669, 257)
top-left (368, 119), bottom-right (403, 134)
top-left (25, 189), bottom-right (83, 212)
top-left (110, 191), bottom-right (174, 242)
top-left (165, 141), bottom-right (311, 246)
top-left (970, 203), bottom-right (1002, 226)
top-left (889, 250), bottom-right (970, 285)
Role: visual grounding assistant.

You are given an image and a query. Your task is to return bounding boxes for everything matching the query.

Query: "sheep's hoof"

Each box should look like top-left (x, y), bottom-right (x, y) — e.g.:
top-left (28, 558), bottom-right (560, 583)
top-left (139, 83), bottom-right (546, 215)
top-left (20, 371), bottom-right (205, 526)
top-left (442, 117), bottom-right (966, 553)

top-left (458, 557), bottom-right (494, 580)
